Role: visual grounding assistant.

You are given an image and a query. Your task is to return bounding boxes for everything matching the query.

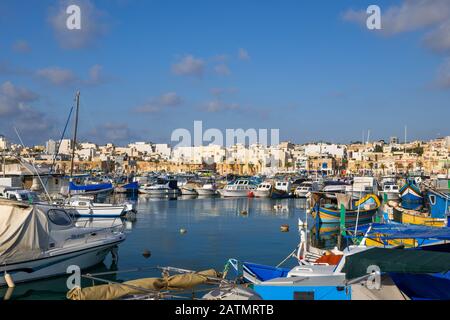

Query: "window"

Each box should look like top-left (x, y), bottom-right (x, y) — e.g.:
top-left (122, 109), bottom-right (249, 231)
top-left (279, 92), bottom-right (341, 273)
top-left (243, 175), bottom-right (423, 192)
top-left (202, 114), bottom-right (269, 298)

top-left (429, 195), bottom-right (436, 206)
top-left (47, 209), bottom-right (72, 226)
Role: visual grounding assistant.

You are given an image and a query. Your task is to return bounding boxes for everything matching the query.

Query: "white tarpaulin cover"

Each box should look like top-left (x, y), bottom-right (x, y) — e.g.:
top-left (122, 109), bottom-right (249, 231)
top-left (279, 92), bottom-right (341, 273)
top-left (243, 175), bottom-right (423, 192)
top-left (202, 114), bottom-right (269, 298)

top-left (0, 200), bottom-right (49, 264)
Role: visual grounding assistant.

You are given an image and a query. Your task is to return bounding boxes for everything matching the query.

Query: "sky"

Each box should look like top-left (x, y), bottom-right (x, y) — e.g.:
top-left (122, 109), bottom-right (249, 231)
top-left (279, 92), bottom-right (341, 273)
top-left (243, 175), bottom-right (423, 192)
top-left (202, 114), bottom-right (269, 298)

top-left (0, 0), bottom-right (449, 146)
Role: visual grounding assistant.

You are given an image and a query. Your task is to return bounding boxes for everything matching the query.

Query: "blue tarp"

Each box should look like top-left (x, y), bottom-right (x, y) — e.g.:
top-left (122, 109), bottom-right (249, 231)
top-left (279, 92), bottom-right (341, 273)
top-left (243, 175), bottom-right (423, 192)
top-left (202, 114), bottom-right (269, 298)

top-left (354, 223), bottom-right (450, 241)
top-left (69, 181), bottom-right (112, 191)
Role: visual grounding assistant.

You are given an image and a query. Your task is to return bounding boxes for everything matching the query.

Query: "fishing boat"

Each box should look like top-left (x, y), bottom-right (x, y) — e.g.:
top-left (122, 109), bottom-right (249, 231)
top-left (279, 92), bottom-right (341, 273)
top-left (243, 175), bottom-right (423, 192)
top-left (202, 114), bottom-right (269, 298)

top-left (219, 179), bottom-right (256, 197)
top-left (311, 193), bottom-right (381, 226)
top-left (0, 199), bottom-right (125, 286)
top-left (63, 196), bottom-right (136, 218)
top-left (427, 189), bottom-right (450, 220)
top-left (253, 182), bottom-right (272, 198)
top-left (399, 178), bottom-right (423, 204)
top-left (389, 201), bottom-right (446, 228)
top-left (380, 182), bottom-right (400, 201)
top-left (294, 182), bottom-right (313, 198)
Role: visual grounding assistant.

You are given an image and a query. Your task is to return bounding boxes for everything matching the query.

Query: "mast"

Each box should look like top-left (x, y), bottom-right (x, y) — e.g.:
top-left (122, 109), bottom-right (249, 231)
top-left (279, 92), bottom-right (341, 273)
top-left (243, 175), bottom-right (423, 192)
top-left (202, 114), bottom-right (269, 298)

top-left (69, 91), bottom-right (80, 180)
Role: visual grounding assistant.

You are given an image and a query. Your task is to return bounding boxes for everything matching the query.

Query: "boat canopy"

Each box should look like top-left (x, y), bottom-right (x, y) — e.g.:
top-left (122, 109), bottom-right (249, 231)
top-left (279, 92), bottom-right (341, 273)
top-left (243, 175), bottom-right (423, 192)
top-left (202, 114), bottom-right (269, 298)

top-left (0, 200), bottom-right (50, 265)
top-left (343, 247), bottom-right (450, 280)
top-left (67, 269), bottom-right (218, 300)
top-left (355, 223), bottom-right (450, 241)
top-left (69, 181), bottom-right (112, 191)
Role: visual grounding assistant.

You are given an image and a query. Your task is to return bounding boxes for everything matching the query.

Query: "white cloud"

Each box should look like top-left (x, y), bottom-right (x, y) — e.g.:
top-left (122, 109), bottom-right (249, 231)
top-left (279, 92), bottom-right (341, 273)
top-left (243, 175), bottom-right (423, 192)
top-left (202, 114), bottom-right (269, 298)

top-left (135, 92), bottom-right (183, 113)
top-left (0, 81), bottom-right (57, 141)
top-left (238, 48), bottom-right (250, 60)
top-left (214, 63), bottom-right (231, 76)
top-left (35, 67), bottom-right (77, 86)
top-left (47, 0), bottom-right (109, 49)
top-left (423, 19), bottom-right (450, 53)
top-left (343, 0), bottom-right (450, 35)
top-left (202, 100), bottom-right (240, 113)
top-left (171, 55), bottom-right (205, 77)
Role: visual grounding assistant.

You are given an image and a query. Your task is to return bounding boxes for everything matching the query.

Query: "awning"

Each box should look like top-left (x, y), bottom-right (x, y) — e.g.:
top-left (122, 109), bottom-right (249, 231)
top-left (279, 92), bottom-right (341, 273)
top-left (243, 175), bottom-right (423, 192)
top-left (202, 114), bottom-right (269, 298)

top-left (343, 247), bottom-right (450, 280)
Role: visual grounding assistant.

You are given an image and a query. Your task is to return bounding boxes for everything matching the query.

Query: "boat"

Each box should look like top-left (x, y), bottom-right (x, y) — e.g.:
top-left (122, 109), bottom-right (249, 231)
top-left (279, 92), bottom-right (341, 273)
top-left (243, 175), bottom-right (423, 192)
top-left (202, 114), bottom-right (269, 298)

top-left (0, 186), bottom-right (41, 204)
top-left (253, 182), bottom-right (272, 198)
top-left (294, 182), bottom-right (312, 198)
top-left (427, 189), bottom-right (450, 219)
top-left (273, 181), bottom-right (292, 198)
top-left (345, 177), bottom-right (379, 199)
top-left (63, 196), bottom-right (136, 218)
top-left (194, 181), bottom-right (217, 196)
top-left (389, 201), bottom-right (446, 227)
top-left (311, 193), bottom-right (381, 226)
top-left (68, 181), bottom-right (114, 196)
top-left (114, 181), bottom-right (139, 194)
top-left (0, 199), bottom-right (125, 286)
top-left (139, 178), bottom-right (180, 196)
top-left (219, 179), bottom-right (256, 197)
top-left (230, 222), bottom-right (450, 300)
top-left (180, 182), bottom-right (199, 196)
top-left (399, 178), bottom-right (423, 204)
top-left (380, 182), bottom-right (400, 201)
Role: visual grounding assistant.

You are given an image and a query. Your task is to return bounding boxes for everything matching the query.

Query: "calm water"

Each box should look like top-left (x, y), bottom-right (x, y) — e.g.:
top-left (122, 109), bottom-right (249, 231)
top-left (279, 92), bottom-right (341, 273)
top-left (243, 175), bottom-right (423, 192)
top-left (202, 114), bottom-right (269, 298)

top-left (0, 195), bottom-right (334, 300)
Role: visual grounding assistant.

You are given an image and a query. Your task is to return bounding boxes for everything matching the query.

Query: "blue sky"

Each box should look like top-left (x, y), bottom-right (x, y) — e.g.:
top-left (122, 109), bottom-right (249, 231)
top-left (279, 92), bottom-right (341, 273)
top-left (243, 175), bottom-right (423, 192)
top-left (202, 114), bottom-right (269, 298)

top-left (0, 0), bottom-right (449, 146)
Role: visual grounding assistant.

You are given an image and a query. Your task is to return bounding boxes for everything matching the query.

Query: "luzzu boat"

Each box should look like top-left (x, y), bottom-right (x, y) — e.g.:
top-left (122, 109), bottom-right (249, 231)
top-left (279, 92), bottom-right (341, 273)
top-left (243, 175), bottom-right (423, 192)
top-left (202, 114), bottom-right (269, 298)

top-left (399, 179), bottom-right (423, 204)
top-left (389, 201), bottom-right (446, 228)
top-left (311, 193), bottom-right (381, 226)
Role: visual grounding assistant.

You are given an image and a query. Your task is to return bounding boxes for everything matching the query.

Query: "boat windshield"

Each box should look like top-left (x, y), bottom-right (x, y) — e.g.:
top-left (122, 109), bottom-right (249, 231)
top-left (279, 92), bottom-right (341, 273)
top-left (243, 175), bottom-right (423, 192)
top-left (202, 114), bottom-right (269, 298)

top-left (47, 209), bottom-right (72, 226)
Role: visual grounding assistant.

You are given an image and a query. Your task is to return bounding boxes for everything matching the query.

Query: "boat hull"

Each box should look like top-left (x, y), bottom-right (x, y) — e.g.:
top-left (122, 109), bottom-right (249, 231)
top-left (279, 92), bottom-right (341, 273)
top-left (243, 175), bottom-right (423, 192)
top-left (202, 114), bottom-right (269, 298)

top-left (393, 207), bottom-right (446, 227)
top-left (195, 188), bottom-right (217, 196)
top-left (253, 190), bottom-right (271, 198)
top-left (220, 190), bottom-right (253, 197)
top-left (0, 240), bottom-right (124, 286)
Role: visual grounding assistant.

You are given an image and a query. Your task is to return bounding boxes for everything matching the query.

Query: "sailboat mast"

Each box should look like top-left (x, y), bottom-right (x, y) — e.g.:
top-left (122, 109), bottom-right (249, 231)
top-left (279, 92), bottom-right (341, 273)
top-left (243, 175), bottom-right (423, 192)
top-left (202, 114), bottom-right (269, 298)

top-left (69, 91), bottom-right (80, 179)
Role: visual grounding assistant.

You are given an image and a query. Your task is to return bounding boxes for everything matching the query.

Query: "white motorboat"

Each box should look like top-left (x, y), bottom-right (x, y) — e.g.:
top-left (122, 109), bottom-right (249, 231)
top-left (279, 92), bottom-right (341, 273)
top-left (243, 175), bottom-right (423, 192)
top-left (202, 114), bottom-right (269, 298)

top-left (194, 182), bottom-right (217, 196)
top-left (139, 178), bottom-right (180, 196)
top-left (0, 199), bottom-right (125, 286)
top-left (219, 179), bottom-right (256, 197)
top-left (0, 186), bottom-right (41, 203)
top-left (63, 196), bottom-right (135, 218)
top-left (294, 183), bottom-right (312, 198)
top-left (253, 183), bottom-right (272, 198)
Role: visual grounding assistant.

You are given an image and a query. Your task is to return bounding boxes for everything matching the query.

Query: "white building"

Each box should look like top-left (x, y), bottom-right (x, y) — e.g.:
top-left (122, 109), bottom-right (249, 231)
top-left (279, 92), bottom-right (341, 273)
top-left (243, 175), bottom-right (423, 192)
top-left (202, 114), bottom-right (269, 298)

top-left (0, 135), bottom-right (10, 151)
top-left (304, 143), bottom-right (346, 158)
top-left (129, 142), bottom-right (153, 155)
top-left (172, 144), bottom-right (225, 164)
top-left (154, 144), bottom-right (172, 160)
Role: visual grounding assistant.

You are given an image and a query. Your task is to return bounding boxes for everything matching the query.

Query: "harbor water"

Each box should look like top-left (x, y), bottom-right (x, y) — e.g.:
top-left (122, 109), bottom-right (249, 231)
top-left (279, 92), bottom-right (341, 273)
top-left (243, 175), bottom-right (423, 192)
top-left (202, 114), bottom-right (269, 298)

top-left (0, 195), bottom-right (322, 300)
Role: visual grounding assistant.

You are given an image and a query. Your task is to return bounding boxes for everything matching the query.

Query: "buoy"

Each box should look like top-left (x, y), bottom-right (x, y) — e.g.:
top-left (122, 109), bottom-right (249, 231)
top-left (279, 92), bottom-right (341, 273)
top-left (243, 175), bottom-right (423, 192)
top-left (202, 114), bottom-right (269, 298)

top-left (247, 191), bottom-right (254, 198)
top-left (180, 228), bottom-right (187, 234)
top-left (280, 224), bottom-right (289, 232)
top-left (4, 272), bottom-right (15, 288)
top-left (240, 210), bottom-right (248, 215)
top-left (142, 249), bottom-right (151, 259)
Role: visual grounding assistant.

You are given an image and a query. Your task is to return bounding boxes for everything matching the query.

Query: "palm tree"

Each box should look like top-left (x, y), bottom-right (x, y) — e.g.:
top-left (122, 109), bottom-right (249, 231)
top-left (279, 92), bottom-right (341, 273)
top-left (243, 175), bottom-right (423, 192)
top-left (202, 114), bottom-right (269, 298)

top-left (380, 163), bottom-right (386, 176)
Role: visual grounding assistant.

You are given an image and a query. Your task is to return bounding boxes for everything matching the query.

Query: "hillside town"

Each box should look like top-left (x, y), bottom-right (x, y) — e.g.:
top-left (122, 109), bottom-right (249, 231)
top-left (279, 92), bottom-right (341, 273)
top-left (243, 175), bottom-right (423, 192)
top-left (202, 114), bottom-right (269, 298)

top-left (1, 134), bottom-right (449, 177)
